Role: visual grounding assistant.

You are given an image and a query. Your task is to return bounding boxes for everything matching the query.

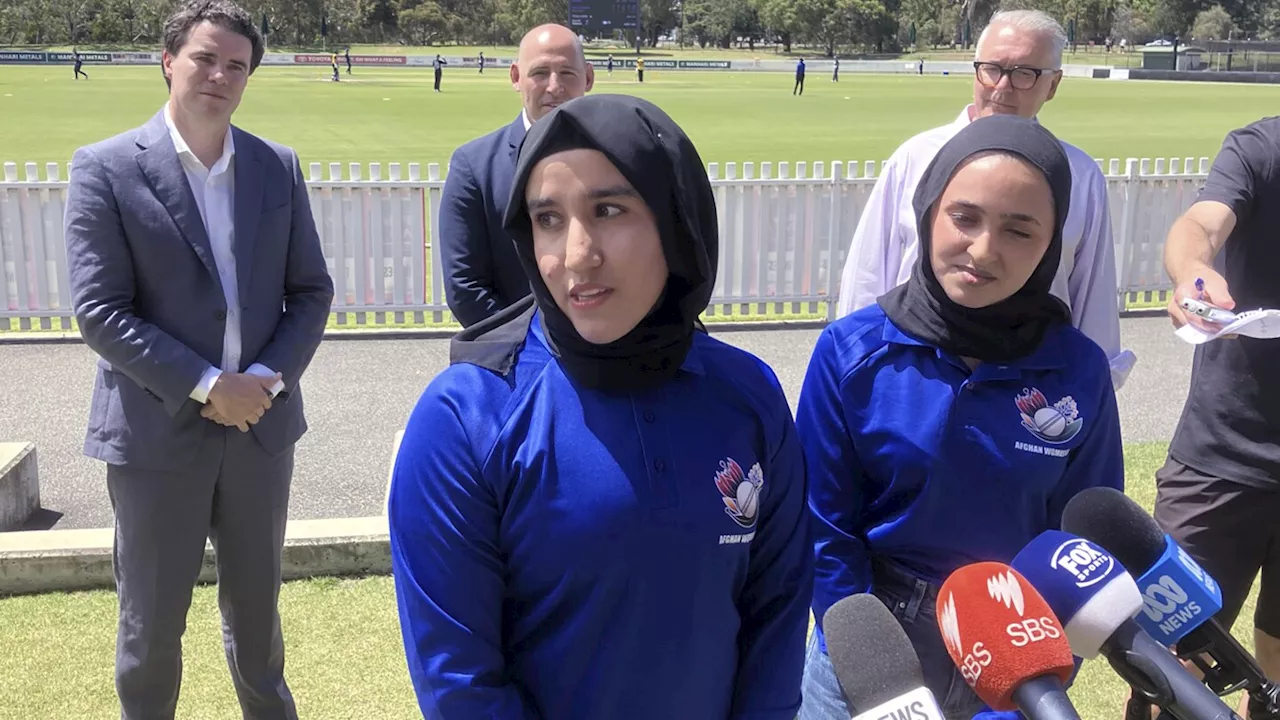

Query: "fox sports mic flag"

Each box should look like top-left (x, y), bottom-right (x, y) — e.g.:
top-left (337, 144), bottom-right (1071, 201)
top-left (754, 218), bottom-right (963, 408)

top-left (1011, 530), bottom-right (1145, 658)
top-left (938, 562), bottom-right (1074, 712)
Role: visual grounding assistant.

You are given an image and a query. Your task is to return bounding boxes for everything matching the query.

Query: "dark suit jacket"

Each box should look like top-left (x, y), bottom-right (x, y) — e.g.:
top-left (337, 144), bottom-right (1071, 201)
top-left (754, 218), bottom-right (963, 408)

top-left (438, 114), bottom-right (532, 328)
top-left (64, 110), bottom-right (334, 470)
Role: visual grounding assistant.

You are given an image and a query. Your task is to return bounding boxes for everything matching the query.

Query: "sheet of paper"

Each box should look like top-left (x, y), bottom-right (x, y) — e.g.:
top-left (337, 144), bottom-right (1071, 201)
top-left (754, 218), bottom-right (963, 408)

top-left (1175, 308), bottom-right (1280, 344)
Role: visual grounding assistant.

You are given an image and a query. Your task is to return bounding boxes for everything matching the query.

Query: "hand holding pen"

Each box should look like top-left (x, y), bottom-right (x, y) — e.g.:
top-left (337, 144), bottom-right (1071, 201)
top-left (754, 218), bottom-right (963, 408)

top-left (1169, 266), bottom-right (1234, 332)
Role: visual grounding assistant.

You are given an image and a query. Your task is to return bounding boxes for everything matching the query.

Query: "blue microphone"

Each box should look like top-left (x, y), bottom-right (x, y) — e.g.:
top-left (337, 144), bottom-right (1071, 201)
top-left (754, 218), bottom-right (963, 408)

top-left (1062, 486), bottom-right (1280, 713)
top-left (1012, 529), bottom-right (1239, 720)
top-left (1011, 530), bottom-right (1143, 658)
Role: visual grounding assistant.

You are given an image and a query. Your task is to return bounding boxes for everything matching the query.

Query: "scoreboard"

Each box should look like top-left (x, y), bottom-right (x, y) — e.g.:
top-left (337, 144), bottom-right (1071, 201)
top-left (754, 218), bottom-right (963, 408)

top-left (569, 0), bottom-right (638, 31)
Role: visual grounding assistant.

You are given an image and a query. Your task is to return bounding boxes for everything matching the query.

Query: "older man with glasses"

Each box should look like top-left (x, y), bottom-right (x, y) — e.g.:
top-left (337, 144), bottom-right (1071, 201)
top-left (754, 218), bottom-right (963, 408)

top-left (835, 9), bottom-right (1135, 389)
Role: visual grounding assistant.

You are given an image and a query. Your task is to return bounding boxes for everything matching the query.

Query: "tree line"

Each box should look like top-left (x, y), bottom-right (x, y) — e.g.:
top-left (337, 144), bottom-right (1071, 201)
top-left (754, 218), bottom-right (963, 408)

top-left (2, 0), bottom-right (1277, 55)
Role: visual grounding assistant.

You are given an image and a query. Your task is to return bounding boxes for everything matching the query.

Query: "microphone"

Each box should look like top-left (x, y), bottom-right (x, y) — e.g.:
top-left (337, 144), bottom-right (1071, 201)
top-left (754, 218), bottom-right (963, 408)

top-left (1011, 529), bottom-right (1240, 720)
top-left (1061, 488), bottom-right (1222, 647)
top-left (823, 594), bottom-right (946, 720)
top-left (937, 562), bottom-right (1081, 720)
top-left (1062, 486), bottom-right (1280, 711)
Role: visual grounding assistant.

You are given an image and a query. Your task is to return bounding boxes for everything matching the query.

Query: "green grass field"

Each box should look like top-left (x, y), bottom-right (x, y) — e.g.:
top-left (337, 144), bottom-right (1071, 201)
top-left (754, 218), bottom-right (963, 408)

top-left (1, 63), bottom-right (1276, 169)
top-left (0, 63), bottom-right (1266, 715)
top-left (0, 442), bottom-right (1262, 719)
top-left (0, 62), bottom-right (1210, 332)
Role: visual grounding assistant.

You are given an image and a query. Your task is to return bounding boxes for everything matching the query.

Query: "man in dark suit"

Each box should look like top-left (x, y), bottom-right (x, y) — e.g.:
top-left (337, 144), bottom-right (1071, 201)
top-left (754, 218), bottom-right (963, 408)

top-left (62, 2), bottom-right (333, 718)
top-left (439, 23), bottom-right (594, 327)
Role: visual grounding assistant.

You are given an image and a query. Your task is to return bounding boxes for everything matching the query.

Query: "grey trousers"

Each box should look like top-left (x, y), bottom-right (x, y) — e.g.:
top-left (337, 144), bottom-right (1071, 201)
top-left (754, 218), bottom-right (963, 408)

top-left (107, 425), bottom-right (297, 720)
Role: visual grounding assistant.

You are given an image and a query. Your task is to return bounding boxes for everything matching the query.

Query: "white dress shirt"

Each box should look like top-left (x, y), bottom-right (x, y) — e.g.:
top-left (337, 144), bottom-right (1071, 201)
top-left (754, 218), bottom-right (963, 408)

top-left (835, 105), bottom-right (1137, 389)
top-left (164, 104), bottom-right (284, 403)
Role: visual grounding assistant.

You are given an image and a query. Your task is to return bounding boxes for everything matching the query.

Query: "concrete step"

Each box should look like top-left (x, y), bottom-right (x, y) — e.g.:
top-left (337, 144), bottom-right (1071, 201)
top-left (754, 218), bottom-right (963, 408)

top-left (0, 442), bottom-right (39, 531)
top-left (0, 515), bottom-right (390, 595)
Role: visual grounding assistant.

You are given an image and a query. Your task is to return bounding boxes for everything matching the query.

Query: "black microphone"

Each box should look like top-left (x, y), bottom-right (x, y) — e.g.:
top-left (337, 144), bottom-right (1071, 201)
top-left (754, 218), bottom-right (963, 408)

top-left (823, 594), bottom-right (946, 720)
top-left (1063, 487), bottom-right (1280, 717)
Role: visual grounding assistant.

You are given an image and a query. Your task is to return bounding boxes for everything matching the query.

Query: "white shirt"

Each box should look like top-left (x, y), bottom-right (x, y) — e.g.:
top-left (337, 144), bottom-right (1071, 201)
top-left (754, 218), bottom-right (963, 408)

top-left (522, 109), bottom-right (532, 131)
top-left (835, 105), bottom-right (1137, 389)
top-left (164, 104), bottom-right (283, 403)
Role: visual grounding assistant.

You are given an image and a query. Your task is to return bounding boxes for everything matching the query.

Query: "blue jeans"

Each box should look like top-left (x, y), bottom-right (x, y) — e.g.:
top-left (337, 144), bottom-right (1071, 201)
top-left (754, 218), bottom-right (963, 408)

top-left (799, 563), bottom-right (986, 720)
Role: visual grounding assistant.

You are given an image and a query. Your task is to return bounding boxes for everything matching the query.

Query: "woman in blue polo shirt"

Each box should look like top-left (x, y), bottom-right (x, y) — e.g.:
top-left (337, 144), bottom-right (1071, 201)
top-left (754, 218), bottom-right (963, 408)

top-left (387, 94), bottom-right (812, 719)
top-left (797, 115), bottom-right (1124, 719)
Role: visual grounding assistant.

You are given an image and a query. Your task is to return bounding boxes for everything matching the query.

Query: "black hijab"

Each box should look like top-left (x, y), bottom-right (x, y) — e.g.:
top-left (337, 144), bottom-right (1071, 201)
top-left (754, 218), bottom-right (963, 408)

top-left (877, 114), bottom-right (1073, 363)
top-left (449, 94), bottom-right (718, 392)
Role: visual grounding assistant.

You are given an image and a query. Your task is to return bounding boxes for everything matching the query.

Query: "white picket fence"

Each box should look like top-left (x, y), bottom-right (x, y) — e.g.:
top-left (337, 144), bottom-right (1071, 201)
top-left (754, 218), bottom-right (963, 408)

top-left (0, 156), bottom-right (1209, 331)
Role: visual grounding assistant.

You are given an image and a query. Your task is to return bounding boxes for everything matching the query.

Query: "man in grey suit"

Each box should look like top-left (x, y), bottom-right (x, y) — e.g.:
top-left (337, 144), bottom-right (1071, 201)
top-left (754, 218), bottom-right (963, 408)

top-left (63, 2), bottom-right (333, 718)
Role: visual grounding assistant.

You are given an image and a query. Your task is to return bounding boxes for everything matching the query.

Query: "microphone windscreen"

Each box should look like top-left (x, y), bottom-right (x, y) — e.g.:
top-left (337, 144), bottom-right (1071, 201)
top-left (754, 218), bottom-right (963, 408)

top-left (1012, 530), bottom-right (1145, 658)
top-left (1060, 487), bottom-right (1166, 574)
top-left (823, 594), bottom-right (926, 710)
top-left (938, 562), bottom-right (1075, 711)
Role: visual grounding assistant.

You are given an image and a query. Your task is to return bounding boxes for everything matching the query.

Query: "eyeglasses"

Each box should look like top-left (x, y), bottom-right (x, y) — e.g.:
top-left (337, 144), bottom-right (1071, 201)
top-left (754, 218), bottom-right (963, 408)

top-left (973, 61), bottom-right (1056, 90)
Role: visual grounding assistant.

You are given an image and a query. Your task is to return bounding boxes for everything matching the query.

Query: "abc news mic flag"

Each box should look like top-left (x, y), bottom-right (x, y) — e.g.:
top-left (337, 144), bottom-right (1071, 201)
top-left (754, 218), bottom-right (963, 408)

top-left (823, 594), bottom-right (946, 720)
top-left (1013, 530), bottom-right (1240, 720)
top-left (1061, 487), bottom-right (1222, 646)
top-left (938, 562), bottom-right (1080, 720)
top-left (1062, 487), bottom-right (1280, 706)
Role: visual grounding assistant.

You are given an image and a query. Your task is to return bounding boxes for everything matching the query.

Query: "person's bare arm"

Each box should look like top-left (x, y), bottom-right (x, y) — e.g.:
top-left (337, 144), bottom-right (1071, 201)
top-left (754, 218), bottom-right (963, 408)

top-left (1166, 201), bottom-right (1236, 287)
top-left (1165, 201), bottom-right (1237, 330)
top-left (1163, 122), bottom-right (1272, 330)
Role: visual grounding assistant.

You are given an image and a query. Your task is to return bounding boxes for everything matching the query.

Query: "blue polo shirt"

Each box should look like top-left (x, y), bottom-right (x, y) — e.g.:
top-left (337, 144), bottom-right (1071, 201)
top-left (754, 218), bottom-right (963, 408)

top-left (388, 313), bottom-right (813, 720)
top-left (797, 305), bottom-right (1124, 644)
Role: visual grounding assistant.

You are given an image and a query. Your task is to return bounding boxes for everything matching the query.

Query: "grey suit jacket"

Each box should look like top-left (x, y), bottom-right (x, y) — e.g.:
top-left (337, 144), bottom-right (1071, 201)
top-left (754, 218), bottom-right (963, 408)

top-left (64, 110), bottom-right (335, 469)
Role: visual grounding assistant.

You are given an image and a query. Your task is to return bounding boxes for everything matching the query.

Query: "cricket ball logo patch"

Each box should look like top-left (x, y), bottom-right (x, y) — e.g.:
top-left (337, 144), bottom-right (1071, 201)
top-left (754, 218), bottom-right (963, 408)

top-left (1015, 387), bottom-right (1083, 445)
top-left (714, 458), bottom-right (764, 529)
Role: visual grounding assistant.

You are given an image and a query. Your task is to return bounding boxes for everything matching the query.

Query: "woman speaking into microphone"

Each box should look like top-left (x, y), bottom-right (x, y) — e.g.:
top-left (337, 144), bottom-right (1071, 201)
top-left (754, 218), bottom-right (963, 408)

top-left (387, 94), bottom-right (812, 720)
top-left (796, 115), bottom-right (1125, 720)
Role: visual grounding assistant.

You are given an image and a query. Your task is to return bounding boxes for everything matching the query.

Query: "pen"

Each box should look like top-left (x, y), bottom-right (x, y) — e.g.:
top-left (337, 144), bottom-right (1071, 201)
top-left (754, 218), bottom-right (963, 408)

top-left (1194, 277), bottom-right (1205, 300)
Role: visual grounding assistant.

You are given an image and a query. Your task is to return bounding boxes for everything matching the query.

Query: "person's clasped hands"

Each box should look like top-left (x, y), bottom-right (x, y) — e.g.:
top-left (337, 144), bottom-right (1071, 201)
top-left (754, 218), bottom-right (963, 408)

top-left (201, 372), bottom-right (282, 432)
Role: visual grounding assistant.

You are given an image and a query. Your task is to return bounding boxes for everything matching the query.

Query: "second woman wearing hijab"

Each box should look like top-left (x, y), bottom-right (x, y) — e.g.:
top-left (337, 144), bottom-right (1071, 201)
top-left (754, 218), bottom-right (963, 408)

top-left (796, 115), bottom-right (1124, 719)
top-left (387, 94), bottom-right (813, 719)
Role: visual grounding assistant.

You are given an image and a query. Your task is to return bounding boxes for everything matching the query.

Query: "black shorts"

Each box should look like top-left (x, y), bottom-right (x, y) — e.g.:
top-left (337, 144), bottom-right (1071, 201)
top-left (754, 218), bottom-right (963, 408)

top-left (1154, 457), bottom-right (1280, 637)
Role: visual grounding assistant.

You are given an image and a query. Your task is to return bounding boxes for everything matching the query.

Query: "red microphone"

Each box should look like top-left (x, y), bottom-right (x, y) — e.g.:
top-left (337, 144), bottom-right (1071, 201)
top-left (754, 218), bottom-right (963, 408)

top-left (938, 562), bottom-right (1081, 720)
